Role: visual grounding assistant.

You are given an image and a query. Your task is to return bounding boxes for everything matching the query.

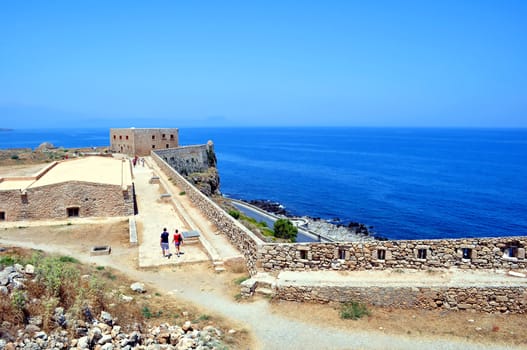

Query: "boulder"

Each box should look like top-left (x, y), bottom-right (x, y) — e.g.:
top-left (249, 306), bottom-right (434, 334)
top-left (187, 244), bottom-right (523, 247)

top-left (100, 311), bottom-right (113, 326)
top-left (24, 264), bottom-right (35, 274)
top-left (130, 282), bottom-right (146, 293)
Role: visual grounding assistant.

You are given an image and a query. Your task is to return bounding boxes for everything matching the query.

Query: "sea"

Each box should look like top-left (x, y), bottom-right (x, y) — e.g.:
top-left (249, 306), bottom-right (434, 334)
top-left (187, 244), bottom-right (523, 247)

top-left (1, 127), bottom-right (526, 240)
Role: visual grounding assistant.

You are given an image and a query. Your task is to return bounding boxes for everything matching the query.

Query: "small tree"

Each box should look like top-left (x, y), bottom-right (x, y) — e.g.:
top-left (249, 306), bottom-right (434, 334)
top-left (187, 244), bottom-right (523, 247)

top-left (228, 210), bottom-right (240, 219)
top-left (273, 218), bottom-right (298, 242)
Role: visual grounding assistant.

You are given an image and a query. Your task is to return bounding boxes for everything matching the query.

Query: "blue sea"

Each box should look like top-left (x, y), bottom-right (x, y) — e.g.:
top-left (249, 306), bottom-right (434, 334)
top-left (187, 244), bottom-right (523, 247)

top-left (1, 127), bottom-right (526, 240)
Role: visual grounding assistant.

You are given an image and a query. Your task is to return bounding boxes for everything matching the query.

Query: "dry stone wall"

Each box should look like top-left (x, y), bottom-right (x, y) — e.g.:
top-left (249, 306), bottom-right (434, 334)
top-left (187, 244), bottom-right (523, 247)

top-left (276, 285), bottom-right (527, 313)
top-left (259, 237), bottom-right (527, 272)
top-left (0, 182), bottom-right (134, 221)
top-left (151, 152), bottom-right (262, 274)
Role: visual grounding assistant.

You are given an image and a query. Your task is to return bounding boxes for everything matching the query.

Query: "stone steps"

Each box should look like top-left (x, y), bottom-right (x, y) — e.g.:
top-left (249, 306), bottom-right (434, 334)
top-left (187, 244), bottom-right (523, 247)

top-left (213, 260), bottom-right (226, 273)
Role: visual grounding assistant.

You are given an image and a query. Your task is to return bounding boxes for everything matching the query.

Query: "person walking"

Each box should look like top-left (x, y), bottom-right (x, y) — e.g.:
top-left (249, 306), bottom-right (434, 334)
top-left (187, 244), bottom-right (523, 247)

top-left (172, 229), bottom-right (183, 256)
top-left (160, 227), bottom-right (171, 258)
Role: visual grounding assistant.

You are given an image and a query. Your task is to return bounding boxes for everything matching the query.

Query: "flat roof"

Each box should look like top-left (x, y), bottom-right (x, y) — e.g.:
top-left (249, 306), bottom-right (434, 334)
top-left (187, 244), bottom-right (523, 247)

top-left (0, 156), bottom-right (132, 191)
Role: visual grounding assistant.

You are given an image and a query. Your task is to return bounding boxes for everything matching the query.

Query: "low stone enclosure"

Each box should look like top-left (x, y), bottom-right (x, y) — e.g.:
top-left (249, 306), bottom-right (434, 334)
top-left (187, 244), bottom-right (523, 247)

top-left (151, 152), bottom-right (527, 313)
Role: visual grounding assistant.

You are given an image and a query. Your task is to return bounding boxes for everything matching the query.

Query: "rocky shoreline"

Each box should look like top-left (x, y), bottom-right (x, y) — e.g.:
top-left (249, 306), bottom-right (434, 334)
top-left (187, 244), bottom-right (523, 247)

top-left (243, 199), bottom-right (383, 242)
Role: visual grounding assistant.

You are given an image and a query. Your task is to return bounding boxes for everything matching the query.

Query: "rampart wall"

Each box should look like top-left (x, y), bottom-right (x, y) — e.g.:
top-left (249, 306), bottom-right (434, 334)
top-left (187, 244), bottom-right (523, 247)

top-left (151, 152), bottom-right (261, 274)
top-left (276, 285), bottom-right (527, 313)
top-left (154, 144), bottom-right (212, 175)
top-left (259, 238), bottom-right (527, 272)
top-left (0, 182), bottom-right (134, 221)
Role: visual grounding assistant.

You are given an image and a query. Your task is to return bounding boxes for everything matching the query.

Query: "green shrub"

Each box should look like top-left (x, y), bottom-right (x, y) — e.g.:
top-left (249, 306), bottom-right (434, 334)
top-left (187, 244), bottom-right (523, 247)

top-left (59, 256), bottom-right (79, 263)
top-left (0, 256), bottom-right (16, 267)
top-left (228, 210), bottom-right (240, 219)
top-left (10, 155), bottom-right (19, 160)
top-left (261, 228), bottom-right (274, 237)
top-left (179, 191), bottom-right (186, 196)
top-left (273, 219), bottom-right (298, 242)
top-left (340, 301), bottom-right (370, 320)
top-left (142, 306), bottom-right (152, 319)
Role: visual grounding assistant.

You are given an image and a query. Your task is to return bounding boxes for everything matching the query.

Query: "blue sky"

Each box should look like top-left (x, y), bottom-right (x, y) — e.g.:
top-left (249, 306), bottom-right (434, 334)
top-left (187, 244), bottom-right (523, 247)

top-left (1, 1), bottom-right (526, 128)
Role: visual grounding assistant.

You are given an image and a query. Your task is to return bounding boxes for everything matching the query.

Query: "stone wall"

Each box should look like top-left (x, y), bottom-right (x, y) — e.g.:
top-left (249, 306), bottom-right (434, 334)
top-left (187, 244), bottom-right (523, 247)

top-left (151, 152), bottom-right (262, 275)
top-left (259, 238), bottom-right (527, 272)
top-left (276, 285), bottom-right (527, 313)
top-left (0, 181), bottom-right (134, 221)
top-left (110, 128), bottom-right (179, 156)
top-left (154, 143), bottom-right (214, 176)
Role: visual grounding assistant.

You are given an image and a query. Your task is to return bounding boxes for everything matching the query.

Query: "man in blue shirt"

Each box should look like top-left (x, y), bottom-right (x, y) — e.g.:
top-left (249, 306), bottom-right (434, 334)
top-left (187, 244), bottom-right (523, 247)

top-left (160, 227), bottom-right (171, 258)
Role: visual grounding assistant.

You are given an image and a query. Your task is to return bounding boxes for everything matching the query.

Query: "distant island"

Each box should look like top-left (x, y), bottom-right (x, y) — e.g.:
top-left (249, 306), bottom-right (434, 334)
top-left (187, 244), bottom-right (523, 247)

top-left (0, 128), bottom-right (13, 131)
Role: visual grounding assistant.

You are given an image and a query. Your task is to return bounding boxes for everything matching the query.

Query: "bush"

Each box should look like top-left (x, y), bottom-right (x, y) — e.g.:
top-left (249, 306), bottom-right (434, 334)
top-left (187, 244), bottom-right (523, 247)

top-left (273, 219), bottom-right (298, 242)
top-left (228, 210), bottom-right (240, 219)
top-left (10, 155), bottom-right (19, 160)
top-left (340, 301), bottom-right (370, 320)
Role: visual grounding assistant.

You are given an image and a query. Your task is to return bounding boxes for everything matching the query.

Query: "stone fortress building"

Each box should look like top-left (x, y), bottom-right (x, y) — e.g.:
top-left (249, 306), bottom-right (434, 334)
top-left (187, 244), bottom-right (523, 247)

top-left (110, 128), bottom-right (179, 156)
top-left (0, 157), bottom-right (135, 221)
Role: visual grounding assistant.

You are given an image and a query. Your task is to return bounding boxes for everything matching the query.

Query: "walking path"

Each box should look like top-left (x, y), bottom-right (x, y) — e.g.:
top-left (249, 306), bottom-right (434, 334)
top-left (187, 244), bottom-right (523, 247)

top-left (133, 157), bottom-right (242, 269)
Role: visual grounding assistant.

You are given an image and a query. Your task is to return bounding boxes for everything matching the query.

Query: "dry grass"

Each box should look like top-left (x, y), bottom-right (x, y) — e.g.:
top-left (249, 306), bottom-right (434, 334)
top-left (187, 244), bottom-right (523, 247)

top-left (0, 247), bottom-right (251, 348)
top-left (269, 299), bottom-right (527, 346)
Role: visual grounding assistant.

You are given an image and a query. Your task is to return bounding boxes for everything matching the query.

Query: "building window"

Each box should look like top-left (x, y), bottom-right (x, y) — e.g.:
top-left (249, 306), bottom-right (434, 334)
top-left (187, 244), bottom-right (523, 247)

top-left (338, 248), bottom-right (346, 260)
top-left (166, 144), bottom-right (169, 148)
top-left (152, 145), bottom-right (156, 149)
top-left (0, 211), bottom-right (5, 221)
top-left (162, 134), bottom-right (166, 139)
top-left (113, 135), bottom-right (116, 139)
top-left (152, 135), bottom-right (155, 140)
top-left (299, 250), bottom-right (308, 260)
top-left (119, 135), bottom-right (122, 140)
top-left (67, 207), bottom-right (79, 217)
top-left (170, 134), bottom-right (174, 140)
top-left (417, 248), bottom-right (427, 259)
top-left (377, 249), bottom-right (386, 260)
top-left (504, 241), bottom-right (522, 258)
top-left (126, 135), bottom-right (129, 140)
top-left (462, 248), bottom-right (472, 260)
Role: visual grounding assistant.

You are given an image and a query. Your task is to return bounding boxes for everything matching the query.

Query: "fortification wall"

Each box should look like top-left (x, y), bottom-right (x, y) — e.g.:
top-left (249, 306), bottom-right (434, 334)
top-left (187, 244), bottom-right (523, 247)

top-left (151, 152), bottom-right (262, 274)
top-left (0, 182), bottom-right (134, 221)
top-left (154, 144), bottom-right (211, 175)
top-left (276, 285), bottom-right (527, 313)
top-left (259, 238), bottom-right (527, 272)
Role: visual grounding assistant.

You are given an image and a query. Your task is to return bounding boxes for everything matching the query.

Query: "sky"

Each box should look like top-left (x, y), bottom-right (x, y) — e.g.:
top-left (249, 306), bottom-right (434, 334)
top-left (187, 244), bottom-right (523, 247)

top-left (1, 1), bottom-right (526, 129)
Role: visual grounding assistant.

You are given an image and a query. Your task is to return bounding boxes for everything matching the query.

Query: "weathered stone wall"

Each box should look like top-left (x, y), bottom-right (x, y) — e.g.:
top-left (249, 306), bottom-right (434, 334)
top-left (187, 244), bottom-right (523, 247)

top-left (259, 238), bottom-right (527, 272)
top-left (0, 181), bottom-right (134, 221)
top-left (154, 143), bottom-right (212, 175)
top-left (151, 152), bottom-right (262, 275)
top-left (276, 285), bottom-right (527, 313)
top-left (110, 128), bottom-right (179, 156)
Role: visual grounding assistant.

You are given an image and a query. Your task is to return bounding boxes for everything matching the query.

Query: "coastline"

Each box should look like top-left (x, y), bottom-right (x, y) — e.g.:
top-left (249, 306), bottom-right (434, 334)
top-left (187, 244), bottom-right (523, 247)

top-left (233, 198), bottom-right (377, 242)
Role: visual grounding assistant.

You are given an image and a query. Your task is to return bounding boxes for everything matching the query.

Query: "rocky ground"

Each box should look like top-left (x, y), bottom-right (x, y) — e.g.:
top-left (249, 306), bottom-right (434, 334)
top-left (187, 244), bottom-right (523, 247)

top-left (0, 247), bottom-right (242, 350)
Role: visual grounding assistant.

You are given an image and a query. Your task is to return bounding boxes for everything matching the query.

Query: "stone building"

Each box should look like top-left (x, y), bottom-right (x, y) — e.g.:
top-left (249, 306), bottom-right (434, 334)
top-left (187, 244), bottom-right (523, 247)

top-left (0, 156), bottom-right (134, 221)
top-left (110, 128), bottom-right (179, 156)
